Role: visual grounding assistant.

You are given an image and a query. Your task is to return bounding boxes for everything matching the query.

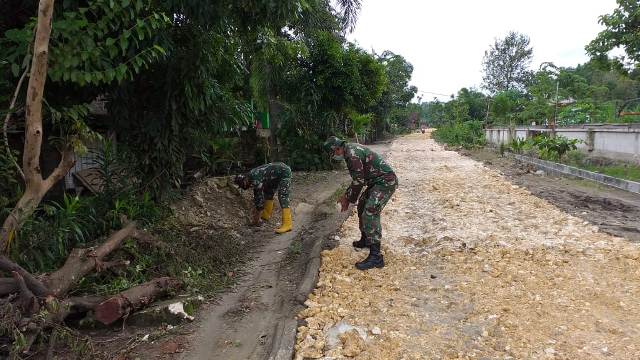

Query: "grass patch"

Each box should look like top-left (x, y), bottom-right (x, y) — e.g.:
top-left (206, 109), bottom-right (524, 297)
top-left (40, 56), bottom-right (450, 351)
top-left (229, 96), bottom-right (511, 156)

top-left (562, 150), bottom-right (640, 182)
top-left (433, 121), bottom-right (486, 149)
top-left (575, 164), bottom-right (640, 182)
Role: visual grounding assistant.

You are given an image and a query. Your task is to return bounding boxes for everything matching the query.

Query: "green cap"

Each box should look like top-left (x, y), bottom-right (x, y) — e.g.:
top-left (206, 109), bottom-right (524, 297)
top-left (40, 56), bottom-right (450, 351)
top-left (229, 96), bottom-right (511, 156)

top-left (323, 136), bottom-right (345, 153)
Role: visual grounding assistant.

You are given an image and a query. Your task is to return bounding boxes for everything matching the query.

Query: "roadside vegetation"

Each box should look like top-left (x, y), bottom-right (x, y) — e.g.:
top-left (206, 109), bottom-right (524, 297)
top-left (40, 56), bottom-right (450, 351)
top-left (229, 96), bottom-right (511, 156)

top-left (429, 1), bottom-right (640, 186)
top-left (428, 1), bottom-right (640, 151)
top-left (0, 0), bottom-right (421, 357)
top-left (564, 151), bottom-right (640, 182)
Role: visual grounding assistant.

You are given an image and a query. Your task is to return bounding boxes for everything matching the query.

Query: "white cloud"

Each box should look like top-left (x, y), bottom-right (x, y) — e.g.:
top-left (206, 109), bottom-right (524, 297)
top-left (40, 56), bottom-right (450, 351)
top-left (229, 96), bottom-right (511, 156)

top-left (347, 0), bottom-right (618, 101)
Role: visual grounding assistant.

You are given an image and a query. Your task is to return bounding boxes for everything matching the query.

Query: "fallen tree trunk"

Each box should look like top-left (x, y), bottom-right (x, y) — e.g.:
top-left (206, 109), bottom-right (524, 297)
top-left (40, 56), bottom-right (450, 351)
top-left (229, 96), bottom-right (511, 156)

top-left (94, 277), bottom-right (182, 325)
top-left (12, 272), bottom-right (39, 315)
top-left (0, 278), bottom-right (18, 295)
top-left (0, 221), bottom-right (179, 356)
top-left (0, 255), bottom-right (51, 297)
top-left (45, 222), bottom-right (138, 297)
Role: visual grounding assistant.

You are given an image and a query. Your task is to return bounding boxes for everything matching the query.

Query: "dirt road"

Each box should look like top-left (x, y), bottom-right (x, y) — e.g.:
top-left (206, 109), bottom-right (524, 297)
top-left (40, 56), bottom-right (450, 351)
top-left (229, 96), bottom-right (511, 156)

top-left (463, 148), bottom-right (640, 243)
top-left (296, 133), bottom-right (640, 359)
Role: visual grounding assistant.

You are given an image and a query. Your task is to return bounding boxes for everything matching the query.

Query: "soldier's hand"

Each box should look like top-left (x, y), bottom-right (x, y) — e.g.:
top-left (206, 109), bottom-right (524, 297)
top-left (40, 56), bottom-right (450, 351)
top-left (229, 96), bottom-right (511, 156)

top-left (337, 195), bottom-right (350, 212)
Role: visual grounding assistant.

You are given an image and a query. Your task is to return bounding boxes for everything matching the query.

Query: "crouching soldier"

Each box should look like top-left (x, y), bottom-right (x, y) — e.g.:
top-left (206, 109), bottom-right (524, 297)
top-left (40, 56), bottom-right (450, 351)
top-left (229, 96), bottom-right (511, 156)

top-left (323, 136), bottom-right (398, 270)
top-left (234, 162), bottom-right (293, 234)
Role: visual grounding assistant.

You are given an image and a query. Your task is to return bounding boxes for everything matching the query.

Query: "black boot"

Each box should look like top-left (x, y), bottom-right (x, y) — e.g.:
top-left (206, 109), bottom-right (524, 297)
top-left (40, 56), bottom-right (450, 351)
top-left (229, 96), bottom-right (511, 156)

top-left (355, 243), bottom-right (384, 270)
top-left (352, 235), bottom-right (368, 249)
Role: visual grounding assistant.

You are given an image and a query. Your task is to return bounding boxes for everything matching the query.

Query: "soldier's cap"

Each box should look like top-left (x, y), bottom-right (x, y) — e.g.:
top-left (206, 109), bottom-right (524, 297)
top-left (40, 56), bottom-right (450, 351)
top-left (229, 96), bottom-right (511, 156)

top-left (322, 136), bottom-right (345, 153)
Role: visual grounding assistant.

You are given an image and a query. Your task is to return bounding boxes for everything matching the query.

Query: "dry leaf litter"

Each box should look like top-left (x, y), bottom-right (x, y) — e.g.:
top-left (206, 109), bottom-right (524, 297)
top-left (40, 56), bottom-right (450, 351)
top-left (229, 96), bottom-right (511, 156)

top-left (295, 133), bottom-right (640, 359)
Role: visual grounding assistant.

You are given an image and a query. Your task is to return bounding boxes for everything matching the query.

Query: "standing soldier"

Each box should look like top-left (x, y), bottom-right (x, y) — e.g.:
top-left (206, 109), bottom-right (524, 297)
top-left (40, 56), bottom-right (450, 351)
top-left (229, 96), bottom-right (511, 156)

top-left (234, 162), bottom-right (293, 234)
top-left (323, 136), bottom-right (398, 270)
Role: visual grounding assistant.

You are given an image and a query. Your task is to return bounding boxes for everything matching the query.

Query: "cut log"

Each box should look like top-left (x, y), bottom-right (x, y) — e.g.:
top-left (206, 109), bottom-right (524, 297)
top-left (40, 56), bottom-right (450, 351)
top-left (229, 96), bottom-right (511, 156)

top-left (12, 271), bottom-right (39, 315)
top-left (45, 222), bottom-right (139, 296)
top-left (94, 277), bottom-right (182, 325)
top-left (0, 255), bottom-right (51, 297)
top-left (66, 296), bottom-right (105, 312)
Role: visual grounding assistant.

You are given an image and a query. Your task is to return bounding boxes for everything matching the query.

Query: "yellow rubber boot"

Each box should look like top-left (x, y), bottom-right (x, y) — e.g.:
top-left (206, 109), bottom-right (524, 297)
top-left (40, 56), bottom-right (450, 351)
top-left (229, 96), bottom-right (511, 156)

top-left (261, 200), bottom-right (274, 221)
top-left (275, 208), bottom-right (293, 234)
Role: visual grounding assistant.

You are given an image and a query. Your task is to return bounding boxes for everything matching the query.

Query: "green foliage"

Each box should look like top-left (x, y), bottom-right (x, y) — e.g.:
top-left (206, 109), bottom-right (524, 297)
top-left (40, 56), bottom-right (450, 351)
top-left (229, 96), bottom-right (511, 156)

top-left (491, 90), bottom-right (525, 124)
top-left (1, 0), bottom-right (170, 87)
top-left (508, 137), bottom-right (530, 154)
top-left (349, 111), bottom-right (373, 140)
top-left (277, 110), bottom-right (333, 171)
top-left (109, 26), bottom-right (252, 192)
top-left (532, 135), bottom-right (581, 161)
top-left (200, 137), bottom-right (241, 175)
top-left (564, 150), bottom-right (640, 182)
top-left (0, 146), bottom-right (22, 218)
top-left (433, 120), bottom-right (486, 148)
top-left (587, 0), bottom-right (640, 63)
top-left (522, 70), bottom-right (555, 123)
top-left (11, 141), bottom-right (165, 275)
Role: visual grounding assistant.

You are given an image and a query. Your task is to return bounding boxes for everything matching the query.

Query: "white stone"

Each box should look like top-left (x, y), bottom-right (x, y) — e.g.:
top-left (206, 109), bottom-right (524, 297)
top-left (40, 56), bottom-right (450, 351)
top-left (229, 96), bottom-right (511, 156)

top-left (168, 302), bottom-right (195, 321)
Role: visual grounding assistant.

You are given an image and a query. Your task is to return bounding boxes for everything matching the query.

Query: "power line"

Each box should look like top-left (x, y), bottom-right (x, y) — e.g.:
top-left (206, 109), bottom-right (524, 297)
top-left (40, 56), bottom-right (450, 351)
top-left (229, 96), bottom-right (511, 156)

top-left (415, 90), bottom-right (452, 98)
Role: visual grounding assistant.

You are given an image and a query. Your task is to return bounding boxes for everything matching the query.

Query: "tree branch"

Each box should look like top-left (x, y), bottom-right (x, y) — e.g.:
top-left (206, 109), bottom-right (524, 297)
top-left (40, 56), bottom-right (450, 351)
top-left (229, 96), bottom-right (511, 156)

top-left (12, 271), bottom-right (39, 315)
top-left (43, 145), bottom-right (75, 190)
top-left (46, 222), bottom-right (138, 297)
top-left (2, 65), bottom-right (28, 181)
top-left (0, 277), bottom-right (18, 295)
top-left (0, 255), bottom-right (51, 297)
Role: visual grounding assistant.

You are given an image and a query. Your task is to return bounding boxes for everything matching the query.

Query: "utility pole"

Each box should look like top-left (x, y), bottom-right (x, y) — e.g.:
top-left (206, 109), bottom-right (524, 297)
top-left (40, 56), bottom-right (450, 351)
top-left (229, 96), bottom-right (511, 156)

top-left (485, 99), bottom-right (490, 126)
top-left (552, 81), bottom-right (559, 137)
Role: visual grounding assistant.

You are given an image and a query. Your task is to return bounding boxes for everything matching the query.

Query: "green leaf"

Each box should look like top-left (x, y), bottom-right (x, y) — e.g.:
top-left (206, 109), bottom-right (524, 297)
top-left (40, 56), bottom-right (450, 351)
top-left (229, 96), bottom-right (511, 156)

top-left (121, 0), bottom-right (130, 7)
top-left (120, 36), bottom-right (129, 53)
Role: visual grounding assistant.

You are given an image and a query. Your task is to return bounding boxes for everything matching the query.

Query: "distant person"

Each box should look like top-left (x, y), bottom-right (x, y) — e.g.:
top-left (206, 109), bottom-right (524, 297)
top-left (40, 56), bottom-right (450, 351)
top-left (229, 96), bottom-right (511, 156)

top-left (323, 136), bottom-right (398, 270)
top-left (234, 162), bottom-right (292, 234)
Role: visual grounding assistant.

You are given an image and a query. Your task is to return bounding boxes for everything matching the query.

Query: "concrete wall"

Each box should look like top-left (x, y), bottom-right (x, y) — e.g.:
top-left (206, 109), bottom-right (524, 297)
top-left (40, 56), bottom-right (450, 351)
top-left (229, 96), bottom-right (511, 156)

top-left (485, 125), bottom-right (640, 164)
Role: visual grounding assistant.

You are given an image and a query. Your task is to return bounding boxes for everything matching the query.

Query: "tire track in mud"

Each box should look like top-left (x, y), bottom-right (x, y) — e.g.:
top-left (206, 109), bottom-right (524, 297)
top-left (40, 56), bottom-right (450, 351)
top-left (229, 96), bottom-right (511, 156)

top-left (296, 133), bottom-right (640, 359)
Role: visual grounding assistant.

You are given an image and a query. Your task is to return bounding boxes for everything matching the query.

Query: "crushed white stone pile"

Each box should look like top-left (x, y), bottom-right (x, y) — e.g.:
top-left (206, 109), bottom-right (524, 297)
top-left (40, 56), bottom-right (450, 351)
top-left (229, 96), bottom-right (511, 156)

top-left (295, 133), bottom-right (640, 359)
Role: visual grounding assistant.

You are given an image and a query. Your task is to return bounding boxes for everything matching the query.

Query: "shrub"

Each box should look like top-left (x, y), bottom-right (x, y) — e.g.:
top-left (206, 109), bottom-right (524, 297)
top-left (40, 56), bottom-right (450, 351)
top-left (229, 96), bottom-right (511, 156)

top-left (532, 135), bottom-right (581, 161)
top-left (433, 120), bottom-right (486, 148)
top-left (508, 138), bottom-right (529, 154)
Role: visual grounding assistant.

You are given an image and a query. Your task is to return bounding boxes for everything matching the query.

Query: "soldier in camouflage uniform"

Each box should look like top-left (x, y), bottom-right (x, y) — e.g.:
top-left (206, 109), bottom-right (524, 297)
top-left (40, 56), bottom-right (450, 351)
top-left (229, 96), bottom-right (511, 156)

top-left (323, 136), bottom-right (398, 270)
top-left (234, 162), bottom-right (293, 234)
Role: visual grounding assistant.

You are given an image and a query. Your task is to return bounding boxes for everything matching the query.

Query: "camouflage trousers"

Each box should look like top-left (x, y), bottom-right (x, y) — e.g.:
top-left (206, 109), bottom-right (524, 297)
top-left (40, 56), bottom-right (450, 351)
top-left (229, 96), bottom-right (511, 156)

top-left (264, 176), bottom-right (291, 208)
top-left (357, 182), bottom-right (397, 245)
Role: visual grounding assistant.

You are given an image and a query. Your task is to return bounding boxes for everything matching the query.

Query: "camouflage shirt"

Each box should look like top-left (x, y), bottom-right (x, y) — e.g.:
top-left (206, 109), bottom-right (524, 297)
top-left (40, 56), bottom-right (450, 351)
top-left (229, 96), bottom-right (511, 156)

top-left (343, 143), bottom-right (397, 203)
top-left (248, 162), bottom-right (292, 209)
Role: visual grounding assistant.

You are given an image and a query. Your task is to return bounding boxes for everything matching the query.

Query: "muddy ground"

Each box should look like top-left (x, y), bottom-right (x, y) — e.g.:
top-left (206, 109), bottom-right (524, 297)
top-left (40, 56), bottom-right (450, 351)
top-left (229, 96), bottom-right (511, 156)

top-left (98, 169), bottom-right (354, 360)
top-left (460, 148), bottom-right (640, 243)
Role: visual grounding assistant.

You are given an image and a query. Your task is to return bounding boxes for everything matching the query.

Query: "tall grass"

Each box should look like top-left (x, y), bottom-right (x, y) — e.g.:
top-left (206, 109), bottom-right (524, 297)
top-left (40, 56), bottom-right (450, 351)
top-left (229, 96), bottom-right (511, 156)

top-left (433, 120), bottom-right (486, 148)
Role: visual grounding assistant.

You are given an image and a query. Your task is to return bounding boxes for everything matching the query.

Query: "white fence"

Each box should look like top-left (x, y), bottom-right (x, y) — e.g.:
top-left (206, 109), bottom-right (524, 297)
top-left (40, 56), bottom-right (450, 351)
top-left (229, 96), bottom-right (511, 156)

top-left (485, 124), bottom-right (640, 164)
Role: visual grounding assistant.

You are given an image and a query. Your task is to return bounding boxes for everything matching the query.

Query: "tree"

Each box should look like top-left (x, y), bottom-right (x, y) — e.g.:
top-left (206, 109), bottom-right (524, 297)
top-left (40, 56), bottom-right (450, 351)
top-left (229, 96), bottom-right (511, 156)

top-left (491, 90), bottom-right (525, 124)
top-left (455, 88), bottom-right (487, 120)
top-left (0, 0), bottom-right (169, 250)
top-left (482, 31), bottom-right (533, 94)
top-left (371, 51), bottom-right (417, 137)
top-left (0, 0), bottom-right (68, 252)
top-left (522, 70), bottom-right (556, 125)
top-left (587, 0), bottom-right (640, 63)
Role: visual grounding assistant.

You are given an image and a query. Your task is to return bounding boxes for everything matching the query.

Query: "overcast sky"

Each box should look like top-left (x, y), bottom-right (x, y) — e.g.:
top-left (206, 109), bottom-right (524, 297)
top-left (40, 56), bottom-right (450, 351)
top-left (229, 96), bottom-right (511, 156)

top-left (347, 0), bottom-right (618, 101)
